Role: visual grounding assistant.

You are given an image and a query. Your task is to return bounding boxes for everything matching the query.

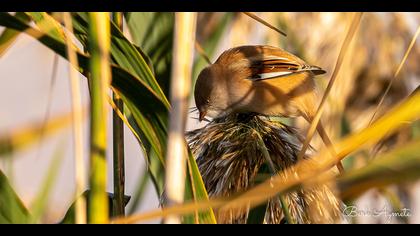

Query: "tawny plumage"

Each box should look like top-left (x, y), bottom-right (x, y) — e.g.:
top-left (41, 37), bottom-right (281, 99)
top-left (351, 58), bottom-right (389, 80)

top-left (194, 45), bottom-right (324, 121)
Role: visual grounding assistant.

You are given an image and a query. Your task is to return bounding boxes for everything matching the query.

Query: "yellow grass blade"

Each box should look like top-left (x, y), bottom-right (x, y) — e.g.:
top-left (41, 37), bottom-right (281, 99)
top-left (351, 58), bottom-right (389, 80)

top-left (0, 110), bottom-right (86, 155)
top-left (111, 87), bottom-right (420, 224)
top-left (338, 138), bottom-right (420, 200)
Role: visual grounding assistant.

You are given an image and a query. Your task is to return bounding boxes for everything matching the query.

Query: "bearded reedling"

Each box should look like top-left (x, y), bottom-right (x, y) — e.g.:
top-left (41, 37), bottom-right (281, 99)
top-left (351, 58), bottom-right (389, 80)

top-left (194, 45), bottom-right (344, 172)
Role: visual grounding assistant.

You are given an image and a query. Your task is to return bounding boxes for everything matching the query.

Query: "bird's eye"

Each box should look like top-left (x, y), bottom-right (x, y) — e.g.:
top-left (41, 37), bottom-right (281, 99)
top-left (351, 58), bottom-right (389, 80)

top-left (206, 99), bottom-right (210, 104)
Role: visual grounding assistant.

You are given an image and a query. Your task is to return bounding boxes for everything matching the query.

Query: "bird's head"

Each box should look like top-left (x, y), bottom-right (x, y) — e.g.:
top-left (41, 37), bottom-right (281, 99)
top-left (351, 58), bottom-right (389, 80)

top-left (194, 65), bottom-right (227, 122)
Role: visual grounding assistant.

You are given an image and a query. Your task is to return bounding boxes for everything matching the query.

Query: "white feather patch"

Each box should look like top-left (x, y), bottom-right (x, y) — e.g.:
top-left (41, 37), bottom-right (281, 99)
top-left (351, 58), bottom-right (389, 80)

top-left (252, 71), bottom-right (293, 81)
top-left (260, 56), bottom-right (290, 61)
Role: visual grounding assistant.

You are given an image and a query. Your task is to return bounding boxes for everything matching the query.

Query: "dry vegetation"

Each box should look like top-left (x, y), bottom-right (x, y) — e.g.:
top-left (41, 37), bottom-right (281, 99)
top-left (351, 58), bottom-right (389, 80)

top-left (0, 12), bottom-right (419, 224)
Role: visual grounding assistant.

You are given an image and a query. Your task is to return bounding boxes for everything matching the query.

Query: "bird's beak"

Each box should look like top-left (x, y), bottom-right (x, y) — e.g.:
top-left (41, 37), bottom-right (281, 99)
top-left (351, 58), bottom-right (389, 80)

top-left (199, 111), bottom-right (207, 122)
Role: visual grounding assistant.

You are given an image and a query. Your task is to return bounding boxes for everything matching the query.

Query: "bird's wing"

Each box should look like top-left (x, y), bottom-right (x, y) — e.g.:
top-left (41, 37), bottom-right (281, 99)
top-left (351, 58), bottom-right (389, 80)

top-left (215, 45), bottom-right (326, 81)
top-left (248, 56), bottom-right (326, 81)
top-left (221, 45), bottom-right (325, 81)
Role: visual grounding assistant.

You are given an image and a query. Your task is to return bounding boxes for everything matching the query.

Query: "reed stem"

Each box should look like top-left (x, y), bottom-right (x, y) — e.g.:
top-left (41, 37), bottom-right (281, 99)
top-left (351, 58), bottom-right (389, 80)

top-left (88, 12), bottom-right (111, 224)
top-left (111, 11), bottom-right (126, 218)
top-left (254, 132), bottom-right (295, 224)
top-left (63, 12), bottom-right (87, 224)
top-left (164, 12), bottom-right (197, 224)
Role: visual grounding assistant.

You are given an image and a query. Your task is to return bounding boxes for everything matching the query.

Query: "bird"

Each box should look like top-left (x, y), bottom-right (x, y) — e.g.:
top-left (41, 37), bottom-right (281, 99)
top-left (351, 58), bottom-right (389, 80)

top-left (194, 45), bottom-right (344, 173)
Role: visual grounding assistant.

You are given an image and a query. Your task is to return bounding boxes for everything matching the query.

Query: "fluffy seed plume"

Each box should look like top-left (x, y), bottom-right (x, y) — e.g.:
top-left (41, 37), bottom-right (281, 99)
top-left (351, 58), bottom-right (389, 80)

top-left (187, 113), bottom-right (344, 223)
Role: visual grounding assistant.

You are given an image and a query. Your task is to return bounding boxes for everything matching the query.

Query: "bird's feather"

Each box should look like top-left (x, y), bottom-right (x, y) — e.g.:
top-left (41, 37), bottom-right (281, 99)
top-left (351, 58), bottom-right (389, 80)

top-left (249, 58), bottom-right (325, 81)
top-left (214, 45), bottom-right (326, 81)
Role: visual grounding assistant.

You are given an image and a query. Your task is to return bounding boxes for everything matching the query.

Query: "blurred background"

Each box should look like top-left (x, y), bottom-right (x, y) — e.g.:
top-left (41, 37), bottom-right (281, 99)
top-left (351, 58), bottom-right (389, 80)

top-left (0, 12), bottom-right (419, 223)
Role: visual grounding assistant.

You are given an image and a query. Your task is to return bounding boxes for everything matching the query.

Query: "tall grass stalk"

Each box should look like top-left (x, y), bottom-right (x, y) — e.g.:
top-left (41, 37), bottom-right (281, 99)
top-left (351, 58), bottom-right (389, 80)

top-left (164, 12), bottom-right (197, 224)
top-left (111, 12), bottom-right (126, 217)
top-left (368, 25), bottom-right (420, 126)
top-left (34, 54), bottom-right (58, 161)
top-left (296, 12), bottom-right (363, 168)
top-left (63, 12), bottom-right (87, 224)
top-left (243, 12), bottom-right (287, 37)
top-left (254, 133), bottom-right (295, 224)
top-left (194, 41), bottom-right (212, 65)
top-left (88, 12), bottom-right (111, 224)
top-left (107, 94), bottom-right (142, 144)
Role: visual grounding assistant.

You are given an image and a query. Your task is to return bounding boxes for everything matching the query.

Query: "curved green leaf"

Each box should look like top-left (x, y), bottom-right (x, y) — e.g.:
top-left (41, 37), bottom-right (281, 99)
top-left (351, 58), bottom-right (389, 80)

top-left (0, 12), bottom-right (215, 223)
top-left (71, 12), bottom-right (169, 108)
top-left (126, 12), bottom-right (174, 96)
top-left (0, 12), bottom-right (30, 57)
top-left (0, 170), bottom-right (31, 223)
top-left (0, 12), bottom-right (168, 160)
top-left (183, 148), bottom-right (217, 223)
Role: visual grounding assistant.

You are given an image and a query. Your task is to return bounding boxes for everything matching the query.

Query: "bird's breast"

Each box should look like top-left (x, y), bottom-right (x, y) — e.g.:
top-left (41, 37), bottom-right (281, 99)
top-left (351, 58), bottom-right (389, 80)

top-left (225, 72), bottom-right (314, 118)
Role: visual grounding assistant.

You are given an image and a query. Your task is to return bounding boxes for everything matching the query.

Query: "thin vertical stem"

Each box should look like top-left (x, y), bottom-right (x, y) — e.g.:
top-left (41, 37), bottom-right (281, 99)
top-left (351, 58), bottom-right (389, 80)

top-left (164, 12), bottom-right (197, 224)
top-left (254, 131), bottom-right (295, 224)
top-left (296, 12), bottom-right (363, 169)
top-left (368, 25), bottom-right (420, 126)
top-left (194, 41), bottom-right (212, 65)
top-left (35, 54), bottom-right (58, 161)
top-left (63, 12), bottom-right (86, 224)
top-left (111, 12), bottom-right (125, 217)
top-left (88, 12), bottom-right (111, 224)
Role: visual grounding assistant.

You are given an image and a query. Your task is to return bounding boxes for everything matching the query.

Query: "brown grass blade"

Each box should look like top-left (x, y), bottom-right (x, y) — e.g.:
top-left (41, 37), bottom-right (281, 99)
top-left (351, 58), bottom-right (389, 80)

top-left (107, 93), bottom-right (146, 155)
top-left (243, 12), bottom-right (287, 37)
top-left (367, 25), bottom-right (420, 126)
top-left (296, 12), bottom-right (363, 166)
top-left (34, 54), bottom-right (58, 161)
top-left (194, 41), bottom-right (212, 65)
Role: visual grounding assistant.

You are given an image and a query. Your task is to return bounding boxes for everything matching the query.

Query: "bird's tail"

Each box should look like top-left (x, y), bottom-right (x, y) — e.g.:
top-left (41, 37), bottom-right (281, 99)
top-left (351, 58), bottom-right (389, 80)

top-left (300, 65), bottom-right (326, 76)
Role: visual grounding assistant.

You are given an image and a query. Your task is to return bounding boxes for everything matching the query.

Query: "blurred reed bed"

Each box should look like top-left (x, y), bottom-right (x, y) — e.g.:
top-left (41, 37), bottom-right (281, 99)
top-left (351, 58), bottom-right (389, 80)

top-left (261, 14), bottom-right (419, 222)
top-left (296, 12), bottom-right (414, 220)
top-left (265, 13), bottom-right (417, 140)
